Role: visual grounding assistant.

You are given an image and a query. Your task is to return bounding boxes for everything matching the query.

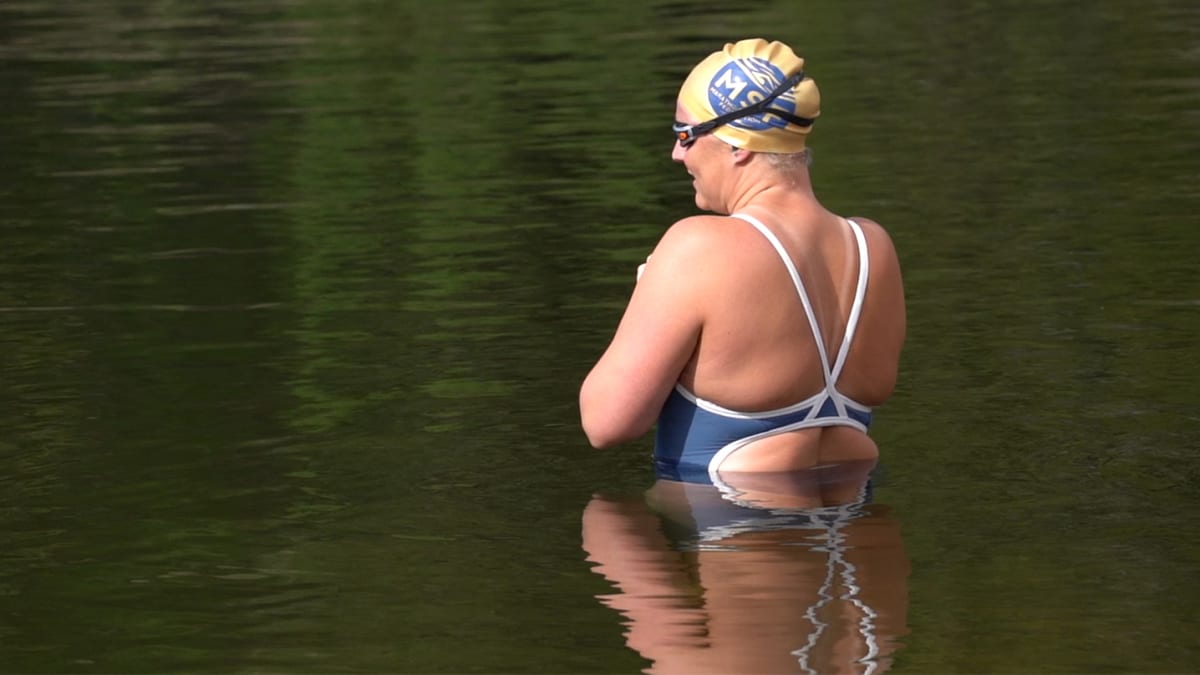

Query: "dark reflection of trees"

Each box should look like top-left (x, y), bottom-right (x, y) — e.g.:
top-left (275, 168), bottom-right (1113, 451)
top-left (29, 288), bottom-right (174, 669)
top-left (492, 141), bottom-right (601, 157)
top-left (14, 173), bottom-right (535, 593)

top-left (0, 2), bottom-right (302, 431)
top-left (0, 2), bottom-right (316, 670)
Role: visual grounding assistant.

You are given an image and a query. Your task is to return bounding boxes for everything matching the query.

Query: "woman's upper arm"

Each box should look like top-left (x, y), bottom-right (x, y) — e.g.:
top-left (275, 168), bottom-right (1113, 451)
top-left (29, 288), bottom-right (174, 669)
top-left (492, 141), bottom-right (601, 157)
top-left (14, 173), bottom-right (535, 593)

top-left (579, 219), bottom-right (714, 448)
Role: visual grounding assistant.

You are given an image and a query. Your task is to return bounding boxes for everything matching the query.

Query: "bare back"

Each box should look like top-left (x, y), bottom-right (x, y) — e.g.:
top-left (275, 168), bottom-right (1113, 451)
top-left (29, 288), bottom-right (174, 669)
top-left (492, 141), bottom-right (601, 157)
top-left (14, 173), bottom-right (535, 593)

top-left (678, 206), bottom-right (906, 470)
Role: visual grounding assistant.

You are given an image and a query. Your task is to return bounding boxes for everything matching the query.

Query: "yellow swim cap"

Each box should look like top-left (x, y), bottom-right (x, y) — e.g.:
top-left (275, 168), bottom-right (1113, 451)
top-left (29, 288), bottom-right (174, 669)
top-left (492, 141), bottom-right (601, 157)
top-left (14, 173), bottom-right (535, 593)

top-left (677, 38), bottom-right (820, 153)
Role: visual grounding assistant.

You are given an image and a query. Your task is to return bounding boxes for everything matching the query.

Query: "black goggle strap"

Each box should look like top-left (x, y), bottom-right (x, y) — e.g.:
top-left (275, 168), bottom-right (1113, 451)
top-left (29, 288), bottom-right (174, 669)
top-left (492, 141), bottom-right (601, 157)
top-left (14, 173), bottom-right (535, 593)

top-left (676, 71), bottom-right (813, 145)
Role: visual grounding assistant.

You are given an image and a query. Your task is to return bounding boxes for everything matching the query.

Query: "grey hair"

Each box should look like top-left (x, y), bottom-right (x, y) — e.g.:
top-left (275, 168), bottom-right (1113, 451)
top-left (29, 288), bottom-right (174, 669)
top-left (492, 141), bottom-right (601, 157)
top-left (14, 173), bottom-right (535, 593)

top-left (761, 147), bottom-right (813, 171)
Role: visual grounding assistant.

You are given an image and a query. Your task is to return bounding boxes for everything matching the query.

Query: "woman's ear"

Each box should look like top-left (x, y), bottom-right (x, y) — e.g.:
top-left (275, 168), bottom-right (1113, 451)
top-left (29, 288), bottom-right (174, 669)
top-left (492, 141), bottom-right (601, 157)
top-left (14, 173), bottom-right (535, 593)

top-left (730, 145), bottom-right (753, 165)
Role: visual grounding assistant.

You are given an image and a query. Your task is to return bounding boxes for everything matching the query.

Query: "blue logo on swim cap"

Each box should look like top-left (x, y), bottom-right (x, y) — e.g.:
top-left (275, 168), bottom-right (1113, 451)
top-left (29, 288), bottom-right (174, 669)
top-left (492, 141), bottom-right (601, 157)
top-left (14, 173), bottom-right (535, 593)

top-left (707, 58), bottom-right (796, 131)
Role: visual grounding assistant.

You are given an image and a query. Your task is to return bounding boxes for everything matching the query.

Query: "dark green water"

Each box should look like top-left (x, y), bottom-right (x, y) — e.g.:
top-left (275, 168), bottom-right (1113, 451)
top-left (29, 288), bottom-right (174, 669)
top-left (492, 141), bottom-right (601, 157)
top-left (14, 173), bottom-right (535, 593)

top-left (1, 1), bottom-right (1197, 673)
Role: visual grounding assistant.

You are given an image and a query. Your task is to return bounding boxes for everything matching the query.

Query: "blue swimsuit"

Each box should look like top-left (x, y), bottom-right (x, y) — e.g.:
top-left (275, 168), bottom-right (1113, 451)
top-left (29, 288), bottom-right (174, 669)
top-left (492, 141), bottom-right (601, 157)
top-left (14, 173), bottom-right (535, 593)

top-left (654, 213), bottom-right (873, 484)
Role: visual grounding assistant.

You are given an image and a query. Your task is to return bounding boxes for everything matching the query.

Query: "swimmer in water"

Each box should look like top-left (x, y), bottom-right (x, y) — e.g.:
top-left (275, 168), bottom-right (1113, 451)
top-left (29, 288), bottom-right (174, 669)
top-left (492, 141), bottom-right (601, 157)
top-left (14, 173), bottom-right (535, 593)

top-left (580, 38), bottom-right (906, 486)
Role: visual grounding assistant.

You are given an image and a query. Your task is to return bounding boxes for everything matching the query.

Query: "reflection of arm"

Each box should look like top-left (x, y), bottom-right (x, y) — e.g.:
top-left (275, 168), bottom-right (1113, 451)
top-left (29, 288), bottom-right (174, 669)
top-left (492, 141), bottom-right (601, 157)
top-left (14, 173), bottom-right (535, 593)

top-left (581, 496), bottom-right (710, 659)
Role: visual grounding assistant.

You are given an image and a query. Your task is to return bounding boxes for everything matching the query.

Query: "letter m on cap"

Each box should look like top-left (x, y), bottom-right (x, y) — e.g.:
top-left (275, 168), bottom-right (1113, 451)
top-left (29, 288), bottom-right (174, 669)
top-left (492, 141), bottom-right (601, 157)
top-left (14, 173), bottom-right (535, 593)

top-left (713, 65), bottom-right (749, 102)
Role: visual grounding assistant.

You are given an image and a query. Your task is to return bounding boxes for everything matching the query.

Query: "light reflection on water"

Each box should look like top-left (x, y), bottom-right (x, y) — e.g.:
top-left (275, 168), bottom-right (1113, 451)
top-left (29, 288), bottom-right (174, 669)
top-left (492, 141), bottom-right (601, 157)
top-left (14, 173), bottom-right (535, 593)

top-left (0, 0), bottom-right (1198, 672)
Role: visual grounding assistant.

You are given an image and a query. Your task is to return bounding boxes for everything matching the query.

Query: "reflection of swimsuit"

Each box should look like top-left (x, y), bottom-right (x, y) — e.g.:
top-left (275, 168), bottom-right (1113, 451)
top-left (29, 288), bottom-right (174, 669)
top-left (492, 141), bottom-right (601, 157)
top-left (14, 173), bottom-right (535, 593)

top-left (660, 478), bottom-right (885, 675)
top-left (664, 474), bottom-right (874, 549)
top-left (654, 213), bottom-right (873, 485)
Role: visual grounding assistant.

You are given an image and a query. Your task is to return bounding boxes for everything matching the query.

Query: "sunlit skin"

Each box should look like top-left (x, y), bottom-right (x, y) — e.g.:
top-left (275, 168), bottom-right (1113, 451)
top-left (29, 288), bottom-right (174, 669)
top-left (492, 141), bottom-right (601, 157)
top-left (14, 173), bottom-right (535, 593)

top-left (579, 102), bottom-right (907, 475)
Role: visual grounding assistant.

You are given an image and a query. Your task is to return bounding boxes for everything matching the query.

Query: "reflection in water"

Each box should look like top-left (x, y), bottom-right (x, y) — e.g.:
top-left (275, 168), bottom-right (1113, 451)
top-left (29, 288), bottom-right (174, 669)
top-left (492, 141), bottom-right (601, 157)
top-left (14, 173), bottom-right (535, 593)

top-left (583, 462), bottom-right (909, 674)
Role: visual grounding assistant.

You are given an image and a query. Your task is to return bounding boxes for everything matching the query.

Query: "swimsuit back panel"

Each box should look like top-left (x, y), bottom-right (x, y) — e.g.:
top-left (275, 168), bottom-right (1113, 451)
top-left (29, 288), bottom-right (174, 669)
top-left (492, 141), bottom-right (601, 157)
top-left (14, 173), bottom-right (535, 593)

top-left (653, 213), bottom-right (874, 482)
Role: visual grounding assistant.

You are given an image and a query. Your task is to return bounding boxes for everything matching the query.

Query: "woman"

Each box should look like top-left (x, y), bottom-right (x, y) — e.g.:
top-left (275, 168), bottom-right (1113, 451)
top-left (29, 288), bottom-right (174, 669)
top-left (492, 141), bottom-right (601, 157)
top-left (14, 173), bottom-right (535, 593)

top-left (580, 38), bottom-right (906, 485)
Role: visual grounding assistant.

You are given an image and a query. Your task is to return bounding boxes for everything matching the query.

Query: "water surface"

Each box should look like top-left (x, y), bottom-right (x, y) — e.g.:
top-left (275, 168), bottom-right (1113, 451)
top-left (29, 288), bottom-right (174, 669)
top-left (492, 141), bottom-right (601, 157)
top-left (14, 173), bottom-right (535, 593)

top-left (1, 1), bottom-right (1198, 672)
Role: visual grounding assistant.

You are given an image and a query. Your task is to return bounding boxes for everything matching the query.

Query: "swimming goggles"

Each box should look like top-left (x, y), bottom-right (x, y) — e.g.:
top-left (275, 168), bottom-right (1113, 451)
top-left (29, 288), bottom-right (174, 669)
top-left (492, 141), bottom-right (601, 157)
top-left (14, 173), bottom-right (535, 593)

top-left (672, 71), bottom-right (814, 148)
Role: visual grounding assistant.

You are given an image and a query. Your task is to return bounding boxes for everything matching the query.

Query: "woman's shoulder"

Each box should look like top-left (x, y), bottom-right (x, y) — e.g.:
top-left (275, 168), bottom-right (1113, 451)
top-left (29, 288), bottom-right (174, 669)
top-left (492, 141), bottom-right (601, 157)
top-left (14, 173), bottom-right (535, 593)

top-left (845, 216), bottom-right (892, 240)
top-left (655, 214), bottom-right (773, 258)
top-left (663, 214), bottom-right (739, 237)
top-left (846, 216), bottom-right (900, 260)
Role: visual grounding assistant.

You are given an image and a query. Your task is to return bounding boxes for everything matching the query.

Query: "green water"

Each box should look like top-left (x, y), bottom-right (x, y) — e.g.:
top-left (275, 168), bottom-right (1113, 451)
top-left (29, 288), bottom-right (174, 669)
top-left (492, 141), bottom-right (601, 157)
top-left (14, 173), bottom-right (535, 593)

top-left (1, 1), bottom-right (1197, 672)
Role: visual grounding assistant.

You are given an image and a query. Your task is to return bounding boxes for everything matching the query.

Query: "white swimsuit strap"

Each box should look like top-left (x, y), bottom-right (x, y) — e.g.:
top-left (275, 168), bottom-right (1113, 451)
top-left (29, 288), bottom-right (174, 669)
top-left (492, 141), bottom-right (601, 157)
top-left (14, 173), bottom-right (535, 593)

top-left (829, 219), bottom-right (870, 382)
top-left (730, 213), bottom-right (833, 379)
